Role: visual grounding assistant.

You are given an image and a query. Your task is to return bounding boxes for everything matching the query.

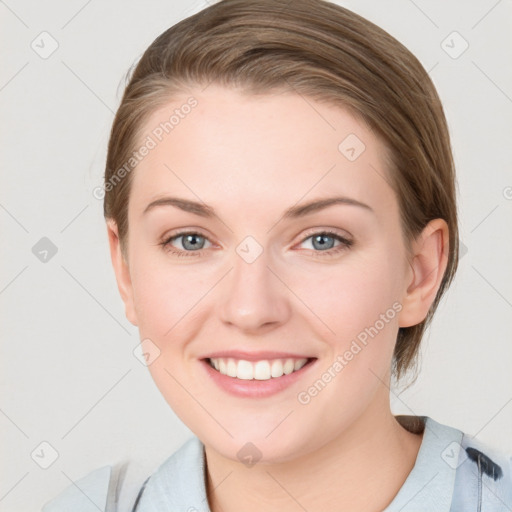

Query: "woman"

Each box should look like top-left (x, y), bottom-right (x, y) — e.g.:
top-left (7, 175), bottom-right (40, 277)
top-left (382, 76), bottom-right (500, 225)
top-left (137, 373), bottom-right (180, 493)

top-left (43, 0), bottom-right (512, 510)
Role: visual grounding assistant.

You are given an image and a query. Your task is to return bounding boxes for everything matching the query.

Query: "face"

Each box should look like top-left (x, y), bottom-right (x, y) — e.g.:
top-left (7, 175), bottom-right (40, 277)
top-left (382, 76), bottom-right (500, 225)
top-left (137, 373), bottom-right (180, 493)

top-left (108, 84), bottom-right (440, 464)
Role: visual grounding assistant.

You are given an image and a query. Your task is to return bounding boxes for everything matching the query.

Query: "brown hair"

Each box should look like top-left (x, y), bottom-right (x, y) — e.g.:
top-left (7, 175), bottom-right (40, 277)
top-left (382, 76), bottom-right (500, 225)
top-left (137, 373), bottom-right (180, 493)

top-left (103, 0), bottom-right (459, 386)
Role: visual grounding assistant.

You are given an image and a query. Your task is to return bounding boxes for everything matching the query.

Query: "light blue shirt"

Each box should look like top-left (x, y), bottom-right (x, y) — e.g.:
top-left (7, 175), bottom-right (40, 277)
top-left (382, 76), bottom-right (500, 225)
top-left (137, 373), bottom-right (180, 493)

top-left (42, 415), bottom-right (512, 511)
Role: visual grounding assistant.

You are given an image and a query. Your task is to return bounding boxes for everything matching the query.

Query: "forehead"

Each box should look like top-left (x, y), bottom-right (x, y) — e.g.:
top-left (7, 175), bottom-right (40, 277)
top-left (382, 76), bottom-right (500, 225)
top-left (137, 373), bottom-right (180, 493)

top-left (129, 85), bottom-right (397, 220)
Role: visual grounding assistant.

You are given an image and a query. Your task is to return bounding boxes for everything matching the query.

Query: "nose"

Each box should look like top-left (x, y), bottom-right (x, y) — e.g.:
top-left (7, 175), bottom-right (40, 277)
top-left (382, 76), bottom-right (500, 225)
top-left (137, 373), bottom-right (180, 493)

top-left (218, 244), bottom-right (291, 333)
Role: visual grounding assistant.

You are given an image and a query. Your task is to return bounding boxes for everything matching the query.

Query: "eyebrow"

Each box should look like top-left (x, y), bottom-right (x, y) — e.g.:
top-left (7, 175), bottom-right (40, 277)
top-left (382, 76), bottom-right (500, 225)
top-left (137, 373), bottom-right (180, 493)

top-left (142, 195), bottom-right (374, 219)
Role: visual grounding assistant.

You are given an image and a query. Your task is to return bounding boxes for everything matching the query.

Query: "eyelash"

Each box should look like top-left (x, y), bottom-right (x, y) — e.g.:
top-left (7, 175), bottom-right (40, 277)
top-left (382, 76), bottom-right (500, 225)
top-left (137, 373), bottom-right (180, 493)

top-left (159, 229), bottom-right (354, 259)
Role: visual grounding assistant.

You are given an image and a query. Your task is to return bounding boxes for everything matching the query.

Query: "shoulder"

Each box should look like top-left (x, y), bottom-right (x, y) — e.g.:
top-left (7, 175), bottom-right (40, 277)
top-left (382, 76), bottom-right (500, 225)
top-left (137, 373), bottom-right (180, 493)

top-left (41, 465), bottom-right (115, 512)
top-left (451, 429), bottom-right (512, 510)
top-left (40, 438), bottom-right (201, 512)
top-left (132, 436), bottom-right (209, 510)
top-left (41, 460), bottom-right (150, 512)
top-left (391, 415), bottom-right (511, 511)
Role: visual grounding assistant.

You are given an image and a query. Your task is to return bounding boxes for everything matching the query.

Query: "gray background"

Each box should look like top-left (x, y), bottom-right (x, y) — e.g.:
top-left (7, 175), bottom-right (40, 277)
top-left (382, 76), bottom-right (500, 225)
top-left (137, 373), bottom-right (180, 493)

top-left (1, 0), bottom-right (511, 510)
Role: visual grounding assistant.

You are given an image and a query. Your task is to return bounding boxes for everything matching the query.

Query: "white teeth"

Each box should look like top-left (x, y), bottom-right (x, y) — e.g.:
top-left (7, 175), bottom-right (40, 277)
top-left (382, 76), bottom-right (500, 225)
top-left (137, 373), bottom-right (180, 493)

top-left (226, 358), bottom-right (237, 377)
top-left (237, 360), bottom-right (253, 380)
top-left (270, 359), bottom-right (283, 378)
top-left (283, 359), bottom-right (295, 375)
top-left (293, 359), bottom-right (306, 371)
top-left (254, 361), bottom-right (270, 380)
top-left (209, 357), bottom-right (309, 380)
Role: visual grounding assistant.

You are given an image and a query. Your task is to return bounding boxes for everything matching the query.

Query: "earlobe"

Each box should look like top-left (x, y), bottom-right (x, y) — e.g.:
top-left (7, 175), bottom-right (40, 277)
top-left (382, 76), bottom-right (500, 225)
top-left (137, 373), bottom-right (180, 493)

top-left (398, 219), bottom-right (449, 328)
top-left (106, 219), bottom-right (138, 326)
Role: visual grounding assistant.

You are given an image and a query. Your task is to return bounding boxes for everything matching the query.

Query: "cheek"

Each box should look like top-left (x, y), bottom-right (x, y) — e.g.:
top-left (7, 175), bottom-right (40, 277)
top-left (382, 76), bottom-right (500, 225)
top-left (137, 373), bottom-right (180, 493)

top-left (291, 251), bottom-right (402, 340)
top-left (289, 247), bottom-right (403, 394)
top-left (130, 257), bottom-right (212, 415)
top-left (129, 251), bottom-right (205, 339)
top-left (291, 260), bottom-right (401, 416)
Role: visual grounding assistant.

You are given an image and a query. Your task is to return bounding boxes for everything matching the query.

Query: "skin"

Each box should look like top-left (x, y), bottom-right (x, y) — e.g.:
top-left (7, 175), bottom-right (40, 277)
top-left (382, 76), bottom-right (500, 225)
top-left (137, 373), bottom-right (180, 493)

top-left (107, 84), bottom-right (449, 511)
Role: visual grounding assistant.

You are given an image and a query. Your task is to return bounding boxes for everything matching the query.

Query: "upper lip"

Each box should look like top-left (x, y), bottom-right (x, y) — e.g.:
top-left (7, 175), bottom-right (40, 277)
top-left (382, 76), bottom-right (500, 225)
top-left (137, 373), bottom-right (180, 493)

top-left (201, 350), bottom-right (316, 362)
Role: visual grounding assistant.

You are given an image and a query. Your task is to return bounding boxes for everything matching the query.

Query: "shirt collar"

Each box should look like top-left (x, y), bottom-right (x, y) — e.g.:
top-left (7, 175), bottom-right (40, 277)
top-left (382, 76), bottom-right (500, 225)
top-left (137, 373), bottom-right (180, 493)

top-left (135, 433), bottom-right (210, 512)
top-left (384, 415), bottom-right (463, 511)
top-left (136, 415), bottom-right (463, 512)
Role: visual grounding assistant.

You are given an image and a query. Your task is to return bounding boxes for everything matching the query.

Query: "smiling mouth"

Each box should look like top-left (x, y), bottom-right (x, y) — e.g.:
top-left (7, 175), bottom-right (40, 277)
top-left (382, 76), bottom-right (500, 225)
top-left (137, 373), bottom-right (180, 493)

top-left (206, 357), bottom-right (316, 381)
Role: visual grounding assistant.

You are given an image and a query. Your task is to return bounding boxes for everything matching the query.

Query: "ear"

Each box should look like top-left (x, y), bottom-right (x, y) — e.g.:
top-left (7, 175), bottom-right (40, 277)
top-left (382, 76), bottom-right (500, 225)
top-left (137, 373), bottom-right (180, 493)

top-left (106, 219), bottom-right (138, 326)
top-left (398, 218), bottom-right (449, 328)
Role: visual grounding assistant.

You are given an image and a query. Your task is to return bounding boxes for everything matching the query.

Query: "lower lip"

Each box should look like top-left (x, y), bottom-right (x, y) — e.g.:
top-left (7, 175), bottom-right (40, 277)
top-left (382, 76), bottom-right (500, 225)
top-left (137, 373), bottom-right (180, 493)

top-left (200, 358), bottom-right (317, 398)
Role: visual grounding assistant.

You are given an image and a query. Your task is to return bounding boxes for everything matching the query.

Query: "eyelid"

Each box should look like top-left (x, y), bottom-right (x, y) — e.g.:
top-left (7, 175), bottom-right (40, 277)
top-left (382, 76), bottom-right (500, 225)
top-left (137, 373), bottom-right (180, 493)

top-left (160, 227), bottom-right (354, 263)
top-left (295, 227), bottom-right (353, 245)
top-left (161, 226), bottom-right (352, 246)
top-left (161, 227), bottom-right (216, 244)
top-left (161, 229), bottom-right (216, 250)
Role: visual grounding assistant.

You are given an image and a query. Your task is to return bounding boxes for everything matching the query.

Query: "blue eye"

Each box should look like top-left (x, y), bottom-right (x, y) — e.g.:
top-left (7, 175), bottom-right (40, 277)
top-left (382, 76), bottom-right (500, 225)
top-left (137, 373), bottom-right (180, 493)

top-left (300, 232), bottom-right (351, 252)
top-left (161, 232), bottom-right (212, 257)
top-left (160, 229), bottom-right (353, 258)
top-left (297, 230), bottom-right (353, 258)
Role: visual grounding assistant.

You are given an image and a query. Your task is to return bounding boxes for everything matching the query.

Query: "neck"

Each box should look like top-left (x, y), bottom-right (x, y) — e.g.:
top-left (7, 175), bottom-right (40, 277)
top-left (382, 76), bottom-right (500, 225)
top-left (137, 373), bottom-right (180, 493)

top-left (204, 390), bottom-right (423, 512)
